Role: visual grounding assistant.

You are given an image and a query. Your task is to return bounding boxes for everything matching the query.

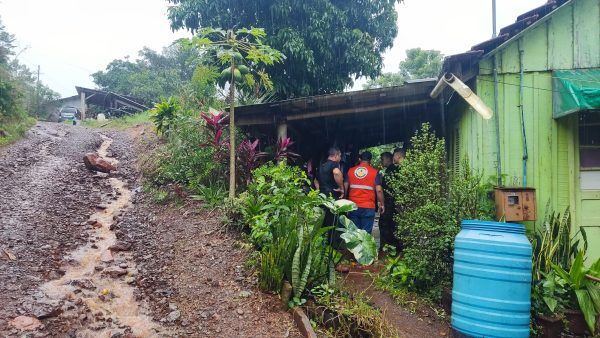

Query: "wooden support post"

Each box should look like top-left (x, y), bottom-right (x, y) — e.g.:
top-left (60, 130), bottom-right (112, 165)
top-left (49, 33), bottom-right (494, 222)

top-left (277, 120), bottom-right (287, 141)
top-left (80, 91), bottom-right (86, 120)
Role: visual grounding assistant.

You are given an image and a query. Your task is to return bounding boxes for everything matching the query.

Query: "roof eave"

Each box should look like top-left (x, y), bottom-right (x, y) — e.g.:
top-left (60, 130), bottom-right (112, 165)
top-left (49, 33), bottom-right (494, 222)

top-left (481, 0), bottom-right (573, 60)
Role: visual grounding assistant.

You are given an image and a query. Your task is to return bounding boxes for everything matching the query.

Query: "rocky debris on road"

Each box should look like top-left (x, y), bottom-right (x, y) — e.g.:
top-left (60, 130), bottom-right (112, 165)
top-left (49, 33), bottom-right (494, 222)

top-left (101, 250), bottom-right (114, 263)
top-left (69, 279), bottom-right (96, 290)
top-left (103, 266), bottom-right (128, 278)
top-left (108, 241), bottom-right (131, 252)
top-left (0, 123), bottom-right (143, 336)
top-left (83, 152), bottom-right (116, 173)
top-left (118, 194), bottom-right (301, 337)
top-left (9, 316), bottom-right (43, 331)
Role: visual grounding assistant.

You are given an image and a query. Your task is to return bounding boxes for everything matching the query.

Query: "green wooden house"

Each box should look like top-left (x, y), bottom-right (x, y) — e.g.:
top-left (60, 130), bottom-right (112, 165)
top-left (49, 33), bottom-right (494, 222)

top-left (442, 0), bottom-right (600, 260)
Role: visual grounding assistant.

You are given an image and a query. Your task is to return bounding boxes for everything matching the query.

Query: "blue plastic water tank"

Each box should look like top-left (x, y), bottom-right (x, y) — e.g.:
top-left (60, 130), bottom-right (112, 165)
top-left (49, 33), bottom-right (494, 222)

top-left (451, 220), bottom-right (532, 338)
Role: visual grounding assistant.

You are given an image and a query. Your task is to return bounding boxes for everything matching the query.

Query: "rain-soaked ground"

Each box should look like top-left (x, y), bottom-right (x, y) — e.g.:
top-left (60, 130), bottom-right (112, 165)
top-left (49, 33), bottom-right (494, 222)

top-left (0, 122), bottom-right (299, 337)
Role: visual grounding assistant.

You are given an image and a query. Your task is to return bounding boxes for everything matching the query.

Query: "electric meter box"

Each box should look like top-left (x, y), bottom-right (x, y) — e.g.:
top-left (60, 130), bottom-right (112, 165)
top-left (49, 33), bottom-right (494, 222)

top-left (494, 187), bottom-right (537, 222)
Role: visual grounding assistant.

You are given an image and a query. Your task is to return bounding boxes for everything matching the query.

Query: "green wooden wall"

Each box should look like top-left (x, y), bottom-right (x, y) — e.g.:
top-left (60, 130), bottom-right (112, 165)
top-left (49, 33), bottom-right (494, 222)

top-left (451, 72), bottom-right (567, 219)
top-left (449, 0), bottom-right (600, 261)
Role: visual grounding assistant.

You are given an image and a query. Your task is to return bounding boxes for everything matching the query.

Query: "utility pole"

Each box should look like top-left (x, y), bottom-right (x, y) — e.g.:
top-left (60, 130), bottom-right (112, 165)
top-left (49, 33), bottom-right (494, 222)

top-left (491, 0), bottom-right (503, 186)
top-left (492, 0), bottom-right (497, 38)
top-left (35, 65), bottom-right (41, 119)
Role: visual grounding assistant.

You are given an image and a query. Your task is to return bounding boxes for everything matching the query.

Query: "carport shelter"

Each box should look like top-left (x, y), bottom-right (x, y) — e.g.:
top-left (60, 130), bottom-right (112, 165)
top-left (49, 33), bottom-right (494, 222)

top-left (236, 79), bottom-right (442, 161)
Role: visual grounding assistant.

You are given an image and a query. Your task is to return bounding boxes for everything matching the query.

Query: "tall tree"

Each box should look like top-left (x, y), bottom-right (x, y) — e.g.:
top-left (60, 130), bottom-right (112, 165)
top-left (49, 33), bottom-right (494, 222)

top-left (193, 27), bottom-right (284, 198)
top-left (0, 17), bottom-right (59, 122)
top-left (92, 42), bottom-right (210, 103)
top-left (364, 48), bottom-right (443, 89)
top-left (167, 0), bottom-right (400, 98)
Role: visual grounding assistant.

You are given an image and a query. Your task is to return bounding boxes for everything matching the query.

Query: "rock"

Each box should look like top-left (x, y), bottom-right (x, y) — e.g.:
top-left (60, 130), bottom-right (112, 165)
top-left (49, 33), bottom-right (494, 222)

top-left (109, 242), bottom-right (131, 252)
top-left (9, 316), bottom-right (43, 330)
top-left (238, 291), bottom-right (252, 298)
top-left (90, 322), bottom-right (107, 331)
top-left (236, 308), bottom-right (244, 315)
top-left (103, 267), bottom-right (127, 278)
top-left (91, 220), bottom-right (104, 228)
top-left (166, 310), bottom-right (181, 322)
top-left (3, 248), bottom-right (17, 260)
top-left (119, 263), bottom-right (128, 269)
top-left (100, 250), bottom-right (114, 263)
top-left (83, 153), bottom-right (116, 173)
top-left (168, 303), bottom-right (178, 311)
top-left (93, 172), bottom-right (109, 179)
top-left (70, 279), bottom-right (96, 290)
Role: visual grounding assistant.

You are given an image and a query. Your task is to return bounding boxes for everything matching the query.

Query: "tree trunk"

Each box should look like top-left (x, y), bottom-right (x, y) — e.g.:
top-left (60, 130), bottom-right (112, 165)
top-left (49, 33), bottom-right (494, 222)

top-left (228, 62), bottom-right (236, 199)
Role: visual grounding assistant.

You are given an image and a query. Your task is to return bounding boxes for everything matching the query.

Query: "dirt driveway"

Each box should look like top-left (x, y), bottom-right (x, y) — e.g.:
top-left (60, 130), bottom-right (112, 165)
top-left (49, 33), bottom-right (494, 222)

top-left (0, 122), bottom-right (298, 337)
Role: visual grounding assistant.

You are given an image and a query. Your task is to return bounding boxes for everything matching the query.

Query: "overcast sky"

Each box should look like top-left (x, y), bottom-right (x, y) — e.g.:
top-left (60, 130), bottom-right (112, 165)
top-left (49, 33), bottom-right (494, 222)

top-left (0, 0), bottom-right (544, 97)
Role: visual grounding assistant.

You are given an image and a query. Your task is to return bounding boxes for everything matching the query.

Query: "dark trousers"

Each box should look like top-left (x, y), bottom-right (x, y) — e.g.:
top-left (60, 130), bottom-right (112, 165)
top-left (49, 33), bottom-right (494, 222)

top-left (379, 209), bottom-right (401, 252)
top-left (323, 207), bottom-right (343, 249)
top-left (348, 208), bottom-right (376, 233)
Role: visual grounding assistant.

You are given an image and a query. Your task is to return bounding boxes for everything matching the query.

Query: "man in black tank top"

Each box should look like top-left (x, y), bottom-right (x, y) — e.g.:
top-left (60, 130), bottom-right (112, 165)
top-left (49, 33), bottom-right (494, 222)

top-left (318, 147), bottom-right (344, 199)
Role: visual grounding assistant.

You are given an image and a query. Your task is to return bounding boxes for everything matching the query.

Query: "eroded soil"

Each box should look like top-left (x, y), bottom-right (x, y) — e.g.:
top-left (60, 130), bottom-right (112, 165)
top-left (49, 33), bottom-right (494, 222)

top-left (0, 122), bottom-right (298, 337)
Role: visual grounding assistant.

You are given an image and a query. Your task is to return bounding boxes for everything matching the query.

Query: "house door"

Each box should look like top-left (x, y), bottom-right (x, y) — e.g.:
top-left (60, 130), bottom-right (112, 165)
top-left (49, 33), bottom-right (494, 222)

top-left (579, 111), bottom-right (600, 261)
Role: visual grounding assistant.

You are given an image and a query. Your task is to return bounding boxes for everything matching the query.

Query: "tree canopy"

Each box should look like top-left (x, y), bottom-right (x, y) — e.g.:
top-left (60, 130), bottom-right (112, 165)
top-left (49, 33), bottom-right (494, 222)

top-left (166, 0), bottom-right (401, 98)
top-left (91, 42), bottom-right (214, 104)
top-left (0, 17), bottom-right (59, 122)
top-left (364, 48), bottom-right (443, 89)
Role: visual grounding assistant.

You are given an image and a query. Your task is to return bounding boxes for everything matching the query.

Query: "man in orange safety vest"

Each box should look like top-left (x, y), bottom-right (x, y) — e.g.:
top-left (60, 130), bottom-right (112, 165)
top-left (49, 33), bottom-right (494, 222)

top-left (345, 151), bottom-right (385, 234)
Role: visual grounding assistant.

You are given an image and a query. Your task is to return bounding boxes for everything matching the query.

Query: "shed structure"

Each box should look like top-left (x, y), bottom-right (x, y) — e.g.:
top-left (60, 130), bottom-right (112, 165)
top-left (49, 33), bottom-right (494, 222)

top-left (236, 79), bottom-right (441, 161)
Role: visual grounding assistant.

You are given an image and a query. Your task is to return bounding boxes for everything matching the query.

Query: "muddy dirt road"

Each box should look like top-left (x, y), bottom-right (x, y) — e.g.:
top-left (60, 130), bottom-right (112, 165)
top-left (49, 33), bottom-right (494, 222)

top-left (0, 122), bottom-right (298, 337)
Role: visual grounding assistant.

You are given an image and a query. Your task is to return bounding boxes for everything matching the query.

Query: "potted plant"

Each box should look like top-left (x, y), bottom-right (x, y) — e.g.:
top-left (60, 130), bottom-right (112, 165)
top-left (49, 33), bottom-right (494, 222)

top-left (531, 270), bottom-right (569, 337)
top-left (552, 251), bottom-right (600, 336)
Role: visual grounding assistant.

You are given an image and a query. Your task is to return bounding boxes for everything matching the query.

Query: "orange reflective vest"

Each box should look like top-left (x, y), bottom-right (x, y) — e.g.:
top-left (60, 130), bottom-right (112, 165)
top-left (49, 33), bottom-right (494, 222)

top-left (347, 163), bottom-right (378, 209)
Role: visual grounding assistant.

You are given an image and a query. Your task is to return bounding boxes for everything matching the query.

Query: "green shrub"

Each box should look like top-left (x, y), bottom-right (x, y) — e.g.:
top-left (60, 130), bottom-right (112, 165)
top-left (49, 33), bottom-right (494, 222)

top-left (148, 115), bottom-right (217, 188)
top-left (243, 162), bottom-right (332, 298)
top-left (387, 123), bottom-right (456, 296)
top-left (150, 97), bottom-right (180, 135)
top-left (386, 124), bottom-right (497, 297)
top-left (241, 162), bottom-right (319, 247)
top-left (449, 158), bottom-right (496, 223)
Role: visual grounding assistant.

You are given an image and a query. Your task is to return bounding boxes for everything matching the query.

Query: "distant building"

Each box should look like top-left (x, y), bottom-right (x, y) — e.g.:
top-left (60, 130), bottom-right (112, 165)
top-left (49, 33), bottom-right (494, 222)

top-left (45, 87), bottom-right (149, 121)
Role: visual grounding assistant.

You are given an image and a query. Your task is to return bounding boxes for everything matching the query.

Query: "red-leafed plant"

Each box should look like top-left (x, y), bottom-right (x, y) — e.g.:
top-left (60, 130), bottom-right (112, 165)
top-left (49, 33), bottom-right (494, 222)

top-left (237, 139), bottom-right (266, 186)
top-left (200, 111), bottom-right (229, 147)
top-left (274, 137), bottom-right (300, 162)
top-left (200, 111), bottom-right (230, 174)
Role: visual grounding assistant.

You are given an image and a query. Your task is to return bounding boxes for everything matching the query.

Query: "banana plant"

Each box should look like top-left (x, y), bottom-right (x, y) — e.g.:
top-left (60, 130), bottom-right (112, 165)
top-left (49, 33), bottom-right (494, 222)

top-left (552, 251), bottom-right (600, 334)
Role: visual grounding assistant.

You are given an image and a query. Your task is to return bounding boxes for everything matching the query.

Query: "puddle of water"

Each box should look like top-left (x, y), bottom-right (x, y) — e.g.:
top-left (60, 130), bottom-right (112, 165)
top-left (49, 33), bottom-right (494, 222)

top-left (40, 135), bottom-right (162, 337)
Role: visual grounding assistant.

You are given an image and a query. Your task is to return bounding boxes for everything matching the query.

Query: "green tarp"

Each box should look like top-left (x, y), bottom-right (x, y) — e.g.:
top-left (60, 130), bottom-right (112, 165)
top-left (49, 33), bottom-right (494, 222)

top-left (553, 69), bottom-right (600, 119)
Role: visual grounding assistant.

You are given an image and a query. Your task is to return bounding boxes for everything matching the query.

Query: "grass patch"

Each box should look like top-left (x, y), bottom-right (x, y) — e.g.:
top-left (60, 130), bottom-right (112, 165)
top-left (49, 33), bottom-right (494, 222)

top-left (374, 273), bottom-right (448, 321)
top-left (0, 116), bottom-right (36, 147)
top-left (309, 283), bottom-right (399, 338)
top-left (82, 111), bottom-right (152, 129)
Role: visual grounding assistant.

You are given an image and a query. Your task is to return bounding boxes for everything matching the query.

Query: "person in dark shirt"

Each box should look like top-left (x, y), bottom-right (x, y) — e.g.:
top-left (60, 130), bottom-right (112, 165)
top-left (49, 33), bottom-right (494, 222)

top-left (317, 147), bottom-right (345, 248)
top-left (379, 152), bottom-right (400, 253)
top-left (393, 147), bottom-right (405, 166)
top-left (318, 147), bottom-right (345, 199)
